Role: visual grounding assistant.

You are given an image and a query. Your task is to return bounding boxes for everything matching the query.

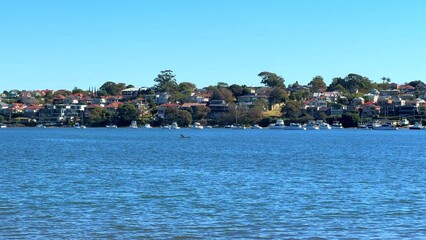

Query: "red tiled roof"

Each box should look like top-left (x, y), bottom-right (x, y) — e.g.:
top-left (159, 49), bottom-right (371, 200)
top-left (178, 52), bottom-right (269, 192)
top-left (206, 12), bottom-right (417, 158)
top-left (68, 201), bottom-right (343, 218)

top-left (160, 103), bottom-right (179, 107)
top-left (105, 102), bottom-right (123, 108)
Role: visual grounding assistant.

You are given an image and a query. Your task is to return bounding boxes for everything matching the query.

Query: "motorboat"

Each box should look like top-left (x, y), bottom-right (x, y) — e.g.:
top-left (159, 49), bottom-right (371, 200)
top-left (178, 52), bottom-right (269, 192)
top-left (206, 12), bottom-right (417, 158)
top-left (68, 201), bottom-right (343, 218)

top-left (305, 121), bottom-right (319, 130)
top-left (409, 122), bottom-right (425, 130)
top-left (142, 123), bottom-right (152, 129)
top-left (170, 122), bottom-right (180, 129)
top-left (106, 124), bottom-right (117, 128)
top-left (284, 123), bottom-right (306, 130)
top-left (373, 122), bottom-right (398, 130)
top-left (400, 118), bottom-right (410, 126)
top-left (0, 124), bottom-right (7, 128)
top-left (269, 119), bottom-right (285, 129)
top-left (73, 123), bottom-right (81, 129)
top-left (231, 124), bottom-right (248, 130)
top-left (130, 120), bottom-right (138, 129)
top-left (317, 121), bottom-right (331, 130)
top-left (36, 124), bottom-right (46, 128)
top-left (191, 122), bottom-right (204, 130)
top-left (331, 121), bottom-right (343, 129)
top-left (251, 124), bottom-right (263, 129)
top-left (358, 121), bottom-right (379, 130)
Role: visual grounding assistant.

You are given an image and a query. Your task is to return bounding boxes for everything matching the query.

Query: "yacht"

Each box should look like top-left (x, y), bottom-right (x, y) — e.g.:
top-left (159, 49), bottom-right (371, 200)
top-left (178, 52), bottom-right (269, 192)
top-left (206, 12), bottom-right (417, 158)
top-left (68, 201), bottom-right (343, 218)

top-left (130, 120), bottom-right (138, 129)
top-left (331, 121), bottom-right (343, 129)
top-left (231, 124), bottom-right (248, 130)
top-left (106, 124), bottom-right (117, 128)
top-left (317, 121), bottom-right (331, 130)
top-left (170, 122), bottom-right (180, 129)
top-left (400, 118), bottom-right (410, 126)
top-left (191, 122), bottom-right (204, 130)
top-left (142, 123), bottom-right (152, 129)
top-left (36, 124), bottom-right (46, 128)
top-left (251, 124), bottom-right (263, 129)
top-left (284, 123), bottom-right (306, 130)
top-left (0, 124), bottom-right (7, 128)
top-left (269, 119), bottom-right (285, 129)
top-left (373, 122), bottom-right (398, 130)
top-left (305, 121), bottom-right (319, 130)
top-left (409, 122), bottom-right (425, 130)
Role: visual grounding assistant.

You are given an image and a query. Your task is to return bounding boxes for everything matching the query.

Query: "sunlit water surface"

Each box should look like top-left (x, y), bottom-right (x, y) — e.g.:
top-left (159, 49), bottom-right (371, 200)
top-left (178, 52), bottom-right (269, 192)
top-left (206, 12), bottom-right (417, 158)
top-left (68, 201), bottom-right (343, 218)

top-left (1, 128), bottom-right (426, 239)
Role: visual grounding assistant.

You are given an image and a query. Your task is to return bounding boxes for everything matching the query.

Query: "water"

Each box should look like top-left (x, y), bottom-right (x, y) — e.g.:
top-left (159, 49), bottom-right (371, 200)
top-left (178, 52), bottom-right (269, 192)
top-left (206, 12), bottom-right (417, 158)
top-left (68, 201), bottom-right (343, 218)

top-left (1, 128), bottom-right (426, 239)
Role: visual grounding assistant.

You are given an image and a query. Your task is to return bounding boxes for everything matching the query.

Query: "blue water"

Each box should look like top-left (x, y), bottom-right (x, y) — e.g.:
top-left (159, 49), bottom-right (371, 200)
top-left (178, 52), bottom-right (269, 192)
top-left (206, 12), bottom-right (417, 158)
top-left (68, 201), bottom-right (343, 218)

top-left (1, 128), bottom-right (426, 239)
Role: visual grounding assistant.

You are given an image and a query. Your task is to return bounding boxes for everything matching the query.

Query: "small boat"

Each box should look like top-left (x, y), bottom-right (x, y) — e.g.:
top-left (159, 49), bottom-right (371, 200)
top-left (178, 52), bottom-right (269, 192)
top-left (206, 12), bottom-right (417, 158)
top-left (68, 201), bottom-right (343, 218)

top-left (231, 124), bottom-right (248, 130)
top-left (409, 122), bottom-right (425, 130)
top-left (305, 121), bottom-right (319, 130)
top-left (142, 123), bottom-right (152, 129)
top-left (284, 123), bottom-right (306, 130)
top-left (36, 124), bottom-right (46, 128)
top-left (73, 123), bottom-right (81, 129)
top-left (130, 120), bottom-right (138, 129)
top-left (317, 121), bottom-right (331, 130)
top-left (170, 122), bottom-right (180, 129)
top-left (191, 122), bottom-right (204, 130)
top-left (106, 124), bottom-right (117, 128)
top-left (0, 124), bottom-right (7, 128)
top-left (331, 121), bottom-right (343, 129)
top-left (180, 134), bottom-right (190, 139)
top-left (400, 118), bottom-right (410, 126)
top-left (373, 122), bottom-right (398, 130)
top-left (251, 124), bottom-right (263, 129)
top-left (269, 119), bottom-right (285, 129)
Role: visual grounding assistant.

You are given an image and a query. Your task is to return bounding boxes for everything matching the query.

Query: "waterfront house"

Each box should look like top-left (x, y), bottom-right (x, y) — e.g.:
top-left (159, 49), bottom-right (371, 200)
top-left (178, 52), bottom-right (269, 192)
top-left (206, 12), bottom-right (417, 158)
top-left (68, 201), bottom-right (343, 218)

top-left (157, 103), bottom-right (180, 119)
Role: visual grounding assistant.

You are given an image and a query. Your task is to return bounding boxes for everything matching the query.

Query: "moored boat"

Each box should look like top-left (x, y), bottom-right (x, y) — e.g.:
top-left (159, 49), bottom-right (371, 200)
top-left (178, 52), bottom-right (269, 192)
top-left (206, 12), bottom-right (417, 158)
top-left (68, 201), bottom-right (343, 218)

top-left (269, 119), bottom-right (285, 129)
top-left (409, 122), bottom-right (425, 130)
top-left (284, 123), bottom-right (306, 130)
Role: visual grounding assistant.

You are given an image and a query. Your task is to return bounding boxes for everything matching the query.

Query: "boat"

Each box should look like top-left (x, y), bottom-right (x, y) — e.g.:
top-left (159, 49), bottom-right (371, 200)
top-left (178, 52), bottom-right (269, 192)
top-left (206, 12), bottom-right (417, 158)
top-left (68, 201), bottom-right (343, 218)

top-left (191, 122), bottom-right (204, 130)
top-left (331, 121), bottom-right (343, 129)
top-left (36, 124), bottom-right (46, 128)
top-left (409, 122), bottom-right (425, 130)
top-left (251, 124), bottom-right (263, 129)
top-left (358, 121), bottom-right (379, 130)
top-left (142, 123), bottom-right (152, 129)
top-left (305, 121), bottom-right (319, 130)
top-left (73, 123), bottom-right (81, 129)
top-left (0, 124), bottom-right (7, 128)
top-left (231, 124), bottom-right (248, 130)
top-left (106, 124), bottom-right (117, 128)
top-left (284, 123), bottom-right (306, 130)
top-left (130, 120), bottom-right (138, 129)
top-left (269, 119), bottom-right (285, 129)
top-left (180, 134), bottom-right (190, 139)
top-left (373, 122), bottom-right (398, 130)
top-left (400, 118), bottom-right (410, 126)
top-left (317, 121), bottom-right (331, 130)
top-left (170, 122), bottom-right (180, 129)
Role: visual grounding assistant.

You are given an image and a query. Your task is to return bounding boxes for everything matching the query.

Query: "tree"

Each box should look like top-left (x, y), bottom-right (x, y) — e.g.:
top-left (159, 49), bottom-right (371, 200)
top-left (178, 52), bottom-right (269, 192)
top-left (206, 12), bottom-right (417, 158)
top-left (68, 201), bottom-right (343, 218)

top-left (165, 108), bottom-right (192, 127)
top-left (211, 88), bottom-right (235, 103)
top-left (100, 81), bottom-right (127, 95)
top-left (281, 100), bottom-right (301, 118)
top-left (116, 104), bottom-right (139, 126)
top-left (308, 76), bottom-right (327, 92)
top-left (269, 87), bottom-right (288, 104)
top-left (87, 107), bottom-right (108, 127)
top-left (72, 87), bottom-right (84, 94)
top-left (258, 71), bottom-right (285, 88)
top-left (154, 70), bottom-right (178, 93)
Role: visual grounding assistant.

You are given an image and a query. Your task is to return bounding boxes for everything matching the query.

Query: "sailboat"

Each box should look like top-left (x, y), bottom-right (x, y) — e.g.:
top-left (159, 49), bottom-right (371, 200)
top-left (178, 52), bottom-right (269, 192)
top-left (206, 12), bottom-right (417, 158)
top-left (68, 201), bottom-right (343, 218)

top-left (231, 106), bottom-right (247, 129)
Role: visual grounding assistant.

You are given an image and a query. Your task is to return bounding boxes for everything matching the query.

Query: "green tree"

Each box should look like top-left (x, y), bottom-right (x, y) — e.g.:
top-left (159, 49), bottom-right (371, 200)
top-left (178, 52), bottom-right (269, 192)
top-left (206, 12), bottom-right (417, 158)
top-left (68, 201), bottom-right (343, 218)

top-left (154, 70), bottom-right (178, 93)
top-left (308, 76), bottom-right (327, 92)
top-left (100, 81), bottom-right (126, 95)
top-left (165, 108), bottom-right (192, 127)
top-left (269, 87), bottom-right (288, 104)
top-left (258, 71), bottom-right (285, 88)
top-left (281, 100), bottom-right (301, 118)
top-left (116, 104), bottom-right (139, 126)
top-left (72, 87), bottom-right (84, 94)
top-left (87, 107), bottom-right (108, 127)
top-left (211, 88), bottom-right (235, 103)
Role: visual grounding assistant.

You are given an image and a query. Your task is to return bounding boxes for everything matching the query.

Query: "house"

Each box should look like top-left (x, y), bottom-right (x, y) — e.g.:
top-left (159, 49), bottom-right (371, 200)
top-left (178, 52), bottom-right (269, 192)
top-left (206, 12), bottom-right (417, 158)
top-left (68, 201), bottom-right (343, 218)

top-left (208, 100), bottom-right (229, 119)
top-left (121, 87), bottom-right (148, 99)
top-left (236, 94), bottom-right (268, 108)
top-left (361, 103), bottom-right (381, 118)
top-left (84, 104), bottom-right (103, 117)
top-left (23, 105), bottom-right (43, 117)
top-left (105, 102), bottom-right (123, 112)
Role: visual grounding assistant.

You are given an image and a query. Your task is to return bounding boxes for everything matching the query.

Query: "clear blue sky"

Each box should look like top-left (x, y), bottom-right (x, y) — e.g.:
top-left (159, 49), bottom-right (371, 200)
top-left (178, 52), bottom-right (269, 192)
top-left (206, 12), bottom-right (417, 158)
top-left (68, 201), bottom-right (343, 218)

top-left (1, 0), bottom-right (425, 91)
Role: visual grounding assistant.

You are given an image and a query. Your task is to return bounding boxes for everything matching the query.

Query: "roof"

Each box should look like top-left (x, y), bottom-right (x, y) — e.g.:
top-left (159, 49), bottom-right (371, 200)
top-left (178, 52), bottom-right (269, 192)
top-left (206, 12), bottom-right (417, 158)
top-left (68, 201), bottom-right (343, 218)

top-left (181, 103), bottom-right (207, 108)
top-left (105, 102), bottom-right (123, 108)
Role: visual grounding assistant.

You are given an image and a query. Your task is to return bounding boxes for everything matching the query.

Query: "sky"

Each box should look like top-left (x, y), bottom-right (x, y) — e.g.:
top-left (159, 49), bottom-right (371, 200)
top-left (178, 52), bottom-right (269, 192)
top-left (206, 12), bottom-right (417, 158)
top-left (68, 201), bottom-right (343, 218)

top-left (1, 0), bottom-right (425, 91)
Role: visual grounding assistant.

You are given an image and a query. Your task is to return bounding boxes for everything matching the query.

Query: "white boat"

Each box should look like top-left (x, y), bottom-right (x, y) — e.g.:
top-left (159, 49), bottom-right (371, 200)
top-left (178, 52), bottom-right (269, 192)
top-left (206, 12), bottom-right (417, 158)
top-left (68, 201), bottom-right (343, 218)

top-left (269, 119), bottom-right (285, 129)
top-left (231, 124), bottom-right (248, 130)
top-left (317, 121), bottom-right (331, 130)
top-left (284, 123), bottom-right (306, 130)
top-left (373, 122), bottom-right (398, 130)
top-left (0, 124), bottom-right (7, 128)
top-left (400, 118), bottom-right (410, 126)
top-left (409, 122), bottom-right (425, 130)
top-left (358, 121), bottom-right (379, 130)
top-left (106, 124), bottom-right (117, 128)
top-left (130, 120), bottom-right (138, 129)
top-left (36, 124), bottom-right (46, 128)
top-left (305, 121), bottom-right (319, 130)
top-left (191, 122), bottom-right (204, 130)
top-left (251, 124), bottom-right (263, 129)
top-left (142, 123), bottom-right (152, 129)
top-left (331, 121), bottom-right (343, 129)
top-left (73, 123), bottom-right (81, 129)
top-left (170, 122), bottom-right (180, 129)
